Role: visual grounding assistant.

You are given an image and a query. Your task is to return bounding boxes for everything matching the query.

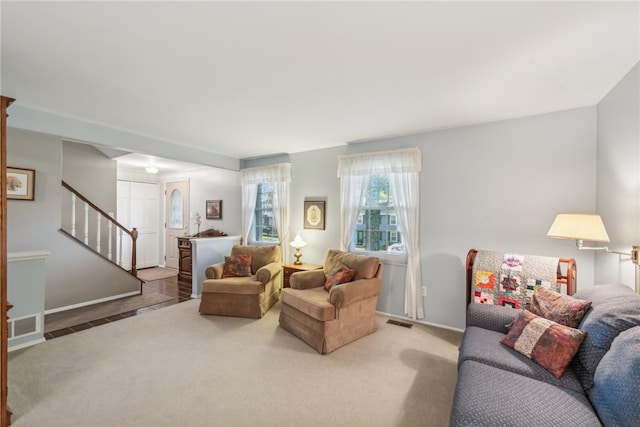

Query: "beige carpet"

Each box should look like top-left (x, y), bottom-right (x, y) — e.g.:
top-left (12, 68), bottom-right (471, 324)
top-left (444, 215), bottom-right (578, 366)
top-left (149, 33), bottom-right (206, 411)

top-left (137, 266), bottom-right (178, 282)
top-left (9, 300), bottom-right (462, 427)
top-left (44, 292), bottom-right (175, 332)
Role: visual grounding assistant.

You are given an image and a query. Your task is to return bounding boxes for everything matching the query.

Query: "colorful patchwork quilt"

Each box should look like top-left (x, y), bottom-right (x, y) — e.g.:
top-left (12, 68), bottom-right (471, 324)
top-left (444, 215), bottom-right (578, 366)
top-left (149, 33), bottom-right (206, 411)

top-left (472, 251), bottom-right (560, 309)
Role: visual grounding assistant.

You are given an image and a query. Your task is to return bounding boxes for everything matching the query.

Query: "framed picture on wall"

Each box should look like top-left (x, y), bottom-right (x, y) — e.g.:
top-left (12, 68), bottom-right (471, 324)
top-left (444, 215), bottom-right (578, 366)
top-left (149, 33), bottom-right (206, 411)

top-left (303, 200), bottom-right (325, 230)
top-left (206, 200), bottom-right (222, 219)
top-left (7, 167), bottom-right (35, 201)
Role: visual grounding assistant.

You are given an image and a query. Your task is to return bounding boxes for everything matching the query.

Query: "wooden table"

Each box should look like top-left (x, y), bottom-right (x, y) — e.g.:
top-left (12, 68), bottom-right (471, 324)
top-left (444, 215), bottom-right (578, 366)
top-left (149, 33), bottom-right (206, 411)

top-left (282, 263), bottom-right (323, 288)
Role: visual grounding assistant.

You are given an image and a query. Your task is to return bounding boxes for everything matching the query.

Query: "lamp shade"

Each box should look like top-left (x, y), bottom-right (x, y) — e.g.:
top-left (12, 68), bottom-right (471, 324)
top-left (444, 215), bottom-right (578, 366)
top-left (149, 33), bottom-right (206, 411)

top-left (290, 233), bottom-right (307, 249)
top-left (546, 213), bottom-right (610, 242)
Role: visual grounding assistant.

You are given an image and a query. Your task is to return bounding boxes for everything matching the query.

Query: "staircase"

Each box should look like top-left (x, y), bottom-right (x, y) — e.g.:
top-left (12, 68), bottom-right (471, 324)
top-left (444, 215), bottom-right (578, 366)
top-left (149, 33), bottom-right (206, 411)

top-left (60, 180), bottom-right (139, 278)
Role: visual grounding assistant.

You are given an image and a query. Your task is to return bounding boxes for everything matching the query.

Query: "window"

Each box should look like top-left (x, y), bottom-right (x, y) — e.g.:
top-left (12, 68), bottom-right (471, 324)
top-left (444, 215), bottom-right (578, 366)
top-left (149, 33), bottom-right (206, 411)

top-left (253, 182), bottom-right (279, 243)
top-left (169, 189), bottom-right (183, 228)
top-left (338, 147), bottom-right (422, 319)
top-left (352, 175), bottom-right (405, 254)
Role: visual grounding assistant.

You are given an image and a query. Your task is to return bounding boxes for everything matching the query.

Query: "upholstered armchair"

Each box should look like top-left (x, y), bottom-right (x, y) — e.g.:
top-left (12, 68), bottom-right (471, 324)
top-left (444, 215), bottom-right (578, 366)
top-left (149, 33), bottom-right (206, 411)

top-left (279, 249), bottom-right (383, 354)
top-left (199, 244), bottom-right (282, 318)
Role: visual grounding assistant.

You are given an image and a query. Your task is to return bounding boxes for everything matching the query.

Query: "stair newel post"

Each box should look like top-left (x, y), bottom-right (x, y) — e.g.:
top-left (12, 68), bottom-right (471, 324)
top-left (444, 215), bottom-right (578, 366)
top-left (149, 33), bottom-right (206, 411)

top-left (71, 193), bottom-right (77, 237)
top-left (131, 228), bottom-right (138, 277)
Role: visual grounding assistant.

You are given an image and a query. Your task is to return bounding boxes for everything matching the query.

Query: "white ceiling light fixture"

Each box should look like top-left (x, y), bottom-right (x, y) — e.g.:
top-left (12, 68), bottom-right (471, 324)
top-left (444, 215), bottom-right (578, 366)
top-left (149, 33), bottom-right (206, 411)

top-left (145, 166), bottom-right (159, 174)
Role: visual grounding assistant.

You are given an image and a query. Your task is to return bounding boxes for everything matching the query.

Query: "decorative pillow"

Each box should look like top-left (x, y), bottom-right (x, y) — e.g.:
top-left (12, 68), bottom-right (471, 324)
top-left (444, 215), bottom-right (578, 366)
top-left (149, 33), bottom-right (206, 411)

top-left (501, 310), bottom-right (586, 378)
top-left (324, 262), bottom-right (355, 292)
top-left (528, 287), bottom-right (592, 328)
top-left (222, 254), bottom-right (252, 278)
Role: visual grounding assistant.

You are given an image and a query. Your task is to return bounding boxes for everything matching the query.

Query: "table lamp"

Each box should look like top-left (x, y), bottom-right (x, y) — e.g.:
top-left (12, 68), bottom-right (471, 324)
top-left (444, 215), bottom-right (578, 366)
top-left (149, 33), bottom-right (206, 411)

top-left (290, 233), bottom-right (307, 265)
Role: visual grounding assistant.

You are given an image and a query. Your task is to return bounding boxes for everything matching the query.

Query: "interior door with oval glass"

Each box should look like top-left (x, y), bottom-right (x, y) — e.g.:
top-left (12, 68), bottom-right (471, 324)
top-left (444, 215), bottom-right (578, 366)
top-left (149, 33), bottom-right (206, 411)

top-left (165, 180), bottom-right (189, 269)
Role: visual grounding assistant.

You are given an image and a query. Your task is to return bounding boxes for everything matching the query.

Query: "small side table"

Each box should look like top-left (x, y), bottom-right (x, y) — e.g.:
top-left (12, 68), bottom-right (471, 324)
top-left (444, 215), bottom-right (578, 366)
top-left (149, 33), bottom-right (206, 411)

top-left (282, 263), bottom-right (323, 288)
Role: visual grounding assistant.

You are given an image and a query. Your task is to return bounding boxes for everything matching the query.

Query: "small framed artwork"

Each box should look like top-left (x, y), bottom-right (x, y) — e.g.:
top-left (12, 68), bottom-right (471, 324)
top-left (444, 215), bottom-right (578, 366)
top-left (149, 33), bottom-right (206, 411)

top-left (304, 200), bottom-right (325, 230)
top-left (7, 167), bottom-right (35, 201)
top-left (206, 200), bottom-right (222, 220)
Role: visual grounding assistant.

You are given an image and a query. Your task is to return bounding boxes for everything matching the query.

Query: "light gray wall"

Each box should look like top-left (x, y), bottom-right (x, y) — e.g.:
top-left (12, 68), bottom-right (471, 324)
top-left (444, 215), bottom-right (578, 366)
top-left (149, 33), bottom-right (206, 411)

top-left (596, 63), bottom-right (640, 288)
top-left (11, 69), bottom-right (636, 328)
top-left (246, 106), bottom-right (598, 329)
top-left (7, 253), bottom-right (48, 349)
top-left (7, 128), bottom-right (140, 310)
top-left (62, 141), bottom-right (117, 212)
top-left (160, 167), bottom-right (242, 261)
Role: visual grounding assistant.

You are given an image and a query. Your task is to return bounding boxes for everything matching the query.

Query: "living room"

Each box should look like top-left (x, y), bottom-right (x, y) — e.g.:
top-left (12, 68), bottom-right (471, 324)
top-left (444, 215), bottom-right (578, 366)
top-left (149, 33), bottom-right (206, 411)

top-left (1, 2), bottom-right (639, 426)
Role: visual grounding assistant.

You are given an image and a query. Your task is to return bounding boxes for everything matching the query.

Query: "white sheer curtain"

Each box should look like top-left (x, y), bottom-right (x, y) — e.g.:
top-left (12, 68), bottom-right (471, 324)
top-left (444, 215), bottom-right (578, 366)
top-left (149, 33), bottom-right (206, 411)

top-left (338, 175), bottom-right (369, 251)
top-left (240, 163), bottom-right (291, 262)
top-left (240, 183), bottom-right (258, 245)
top-left (272, 180), bottom-right (290, 263)
top-left (337, 147), bottom-right (423, 319)
top-left (388, 170), bottom-right (423, 319)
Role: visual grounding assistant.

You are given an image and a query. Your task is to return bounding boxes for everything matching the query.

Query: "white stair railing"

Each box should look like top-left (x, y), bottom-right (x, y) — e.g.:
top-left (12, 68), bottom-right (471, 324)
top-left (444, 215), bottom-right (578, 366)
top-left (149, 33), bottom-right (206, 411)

top-left (60, 181), bottom-right (138, 277)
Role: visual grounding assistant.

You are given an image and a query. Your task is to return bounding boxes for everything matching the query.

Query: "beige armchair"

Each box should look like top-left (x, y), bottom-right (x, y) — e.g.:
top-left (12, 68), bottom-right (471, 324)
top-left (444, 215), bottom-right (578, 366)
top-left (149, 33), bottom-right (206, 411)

top-left (279, 249), bottom-right (383, 354)
top-left (199, 244), bottom-right (282, 318)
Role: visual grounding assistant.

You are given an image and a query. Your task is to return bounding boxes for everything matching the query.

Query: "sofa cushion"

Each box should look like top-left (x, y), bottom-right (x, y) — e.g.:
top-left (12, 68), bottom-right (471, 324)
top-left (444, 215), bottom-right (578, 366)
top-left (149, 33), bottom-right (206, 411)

top-left (466, 303), bottom-right (522, 334)
top-left (458, 326), bottom-right (584, 393)
top-left (231, 244), bottom-right (280, 274)
top-left (528, 287), bottom-right (591, 328)
top-left (501, 310), bottom-right (585, 378)
top-left (201, 276), bottom-right (263, 295)
top-left (324, 262), bottom-right (355, 292)
top-left (591, 326), bottom-right (640, 426)
top-left (324, 249), bottom-right (379, 281)
top-left (222, 254), bottom-right (252, 278)
top-left (280, 287), bottom-right (335, 321)
top-left (571, 284), bottom-right (640, 392)
top-left (450, 360), bottom-right (602, 427)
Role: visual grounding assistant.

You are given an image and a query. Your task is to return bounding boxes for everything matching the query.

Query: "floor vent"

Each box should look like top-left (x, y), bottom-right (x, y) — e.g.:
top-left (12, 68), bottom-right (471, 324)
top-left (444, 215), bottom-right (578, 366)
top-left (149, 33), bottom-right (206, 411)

top-left (386, 319), bottom-right (413, 328)
top-left (8, 314), bottom-right (39, 339)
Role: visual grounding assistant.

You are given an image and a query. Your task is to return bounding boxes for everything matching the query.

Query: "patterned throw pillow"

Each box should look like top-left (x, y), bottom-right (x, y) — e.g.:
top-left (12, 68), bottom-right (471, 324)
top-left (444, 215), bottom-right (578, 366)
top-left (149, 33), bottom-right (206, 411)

top-left (222, 254), bottom-right (252, 278)
top-left (324, 262), bottom-right (355, 292)
top-left (528, 287), bottom-right (591, 328)
top-left (501, 310), bottom-right (586, 378)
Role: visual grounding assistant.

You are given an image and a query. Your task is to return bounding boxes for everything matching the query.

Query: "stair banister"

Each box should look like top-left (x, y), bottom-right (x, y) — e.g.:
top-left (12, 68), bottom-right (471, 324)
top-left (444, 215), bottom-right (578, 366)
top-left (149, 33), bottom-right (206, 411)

top-left (61, 180), bottom-right (138, 277)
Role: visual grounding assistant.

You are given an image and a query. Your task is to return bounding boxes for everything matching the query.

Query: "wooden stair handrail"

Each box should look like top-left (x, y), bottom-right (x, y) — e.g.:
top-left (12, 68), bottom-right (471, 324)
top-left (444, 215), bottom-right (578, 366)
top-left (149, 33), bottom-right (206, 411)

top-left (61, 180), bottom-right (138, 277)
top-left (61, 180), bottom-right (133, 238)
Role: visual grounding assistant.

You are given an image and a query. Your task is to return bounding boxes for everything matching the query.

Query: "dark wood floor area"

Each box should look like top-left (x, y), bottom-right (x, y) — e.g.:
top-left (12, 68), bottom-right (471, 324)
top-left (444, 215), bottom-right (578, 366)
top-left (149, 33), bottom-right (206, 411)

top-left (44, 275), bottom-right (192, 340)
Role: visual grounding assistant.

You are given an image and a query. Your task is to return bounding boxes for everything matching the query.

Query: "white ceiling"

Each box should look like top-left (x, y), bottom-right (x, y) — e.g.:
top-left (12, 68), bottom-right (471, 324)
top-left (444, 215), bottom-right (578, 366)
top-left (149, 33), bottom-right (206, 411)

top-left (2, 1), bottom-right (639, 164)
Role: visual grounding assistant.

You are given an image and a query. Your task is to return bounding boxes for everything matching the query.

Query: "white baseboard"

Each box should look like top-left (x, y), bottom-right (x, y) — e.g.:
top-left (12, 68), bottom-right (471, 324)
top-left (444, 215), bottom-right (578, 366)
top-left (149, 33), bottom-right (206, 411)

top-left (9, 337), bottom-right (46, 352)
top-left (44, 291), bottom-right (140, 315)
top-left (376, 310), bottom-right (465, 333)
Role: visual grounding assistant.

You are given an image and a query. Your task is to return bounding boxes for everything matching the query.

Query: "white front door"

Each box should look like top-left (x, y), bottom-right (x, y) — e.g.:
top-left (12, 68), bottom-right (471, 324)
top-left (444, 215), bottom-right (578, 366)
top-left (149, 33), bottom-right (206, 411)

top-left (131, 182), bottom-right (160, 268)
top-left (165, 180), bottom-right (189, 269)
top-left (117, 181), bottom-right (160, 269)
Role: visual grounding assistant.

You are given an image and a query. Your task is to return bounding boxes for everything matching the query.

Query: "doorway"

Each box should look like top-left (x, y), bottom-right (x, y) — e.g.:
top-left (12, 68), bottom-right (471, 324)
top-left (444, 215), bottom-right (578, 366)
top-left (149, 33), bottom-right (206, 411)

top-left (117, 181), bottom-right (160, 269)
top-left (164, 180), bottom-right (189, 269)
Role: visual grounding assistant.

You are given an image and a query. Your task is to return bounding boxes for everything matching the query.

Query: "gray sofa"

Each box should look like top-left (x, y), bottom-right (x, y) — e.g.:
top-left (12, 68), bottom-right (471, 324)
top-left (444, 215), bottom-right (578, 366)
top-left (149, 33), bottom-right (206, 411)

top-left (450, 284), bottom-right (640, 427)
